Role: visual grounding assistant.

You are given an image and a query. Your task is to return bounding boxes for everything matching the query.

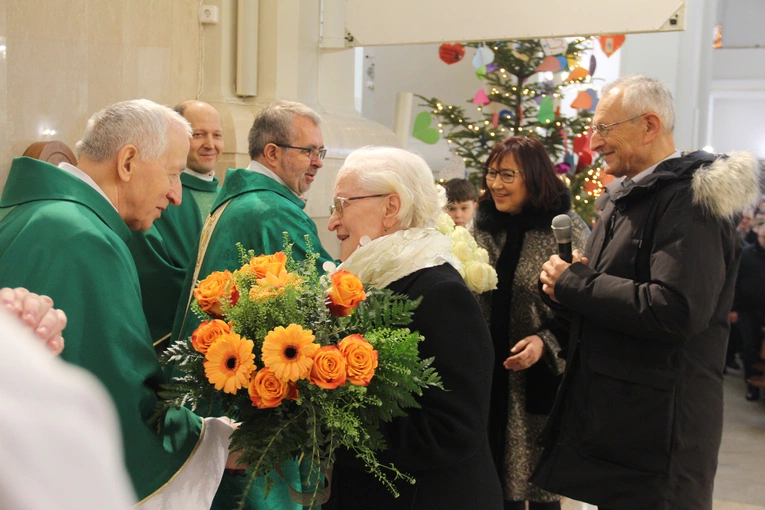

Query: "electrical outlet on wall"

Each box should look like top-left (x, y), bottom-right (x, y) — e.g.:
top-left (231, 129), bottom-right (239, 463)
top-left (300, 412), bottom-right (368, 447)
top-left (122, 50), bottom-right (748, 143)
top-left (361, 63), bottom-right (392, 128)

top-left (200, 5), bottom-right (219, 24)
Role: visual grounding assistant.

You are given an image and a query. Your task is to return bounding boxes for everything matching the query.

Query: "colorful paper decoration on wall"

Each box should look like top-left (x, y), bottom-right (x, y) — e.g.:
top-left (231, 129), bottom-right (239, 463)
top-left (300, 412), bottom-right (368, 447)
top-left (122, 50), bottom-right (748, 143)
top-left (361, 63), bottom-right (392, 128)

top-left (541, 38), bottom-right (568, 56)
top-left (555, 55), bottom-right (570, 71)
top-left (570, 91), bottom-right (591, 109)
top-left (572, 131), bottom-right (595, 172)
top-left (411, 112), bottom-right (440, 144)
top-left (536, 96), bottom-right (555, 124)
top-left (589, 55), bottom-right (597, 76)
top-left (571, 90), bottom-right (600, 110)
top-left (599, 35), bottom-right (626, 57)
top-left (472, 45), bottom-right (495, 68)
top-left (472, 89), bottom-right (490, 106)
top-left (486, 62), bottom-right (498, 73)
top-left (439, 43), bottom-right (465, 64)
top-left (576, 151), bottom-right (593, 171)
top-left (492, 111), bottom-right (499, 128)
top-left (565, 66), bottom-right (589, 82)
top-left (475, 65), bottom-right (487, 80)
top-left (573, 132), bottom-right (591, 155)
top-left (536, 56), bottom-right (561, 72)
top-left (586, 89), bottom-right (599, 110)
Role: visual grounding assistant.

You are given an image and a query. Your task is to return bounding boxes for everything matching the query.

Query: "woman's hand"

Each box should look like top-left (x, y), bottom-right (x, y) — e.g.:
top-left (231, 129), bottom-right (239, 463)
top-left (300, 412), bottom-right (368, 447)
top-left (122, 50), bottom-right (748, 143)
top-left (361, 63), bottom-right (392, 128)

top-left (503, 335), bottom-right (545, 371)
top-left (0, 287), bottom-right (67, 355)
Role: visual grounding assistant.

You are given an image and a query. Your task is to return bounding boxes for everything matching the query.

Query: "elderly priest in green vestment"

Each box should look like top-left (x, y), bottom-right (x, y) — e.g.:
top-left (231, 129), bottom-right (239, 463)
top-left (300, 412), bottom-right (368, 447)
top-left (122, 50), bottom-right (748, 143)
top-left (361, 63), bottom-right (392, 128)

top-left (172, 100), bottom-right (333, 510)
top-left (0, 99), bottom-right (240, 509)
top-left (128, 100), bottom-right (223, 348)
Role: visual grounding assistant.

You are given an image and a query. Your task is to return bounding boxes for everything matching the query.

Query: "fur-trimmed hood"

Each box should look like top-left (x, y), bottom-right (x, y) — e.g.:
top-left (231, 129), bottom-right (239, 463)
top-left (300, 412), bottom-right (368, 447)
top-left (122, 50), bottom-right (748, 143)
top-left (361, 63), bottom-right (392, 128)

top-left (691, 151), bottom-right (761, 219)
top-left (598, 150), bottom-right (762, 220)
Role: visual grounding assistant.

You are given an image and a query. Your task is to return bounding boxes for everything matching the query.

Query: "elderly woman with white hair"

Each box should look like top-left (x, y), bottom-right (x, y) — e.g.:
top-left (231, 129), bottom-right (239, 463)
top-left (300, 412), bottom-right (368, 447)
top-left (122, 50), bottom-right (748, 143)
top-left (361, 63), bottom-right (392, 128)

top-left (324, 146), bottom-right (503, 510)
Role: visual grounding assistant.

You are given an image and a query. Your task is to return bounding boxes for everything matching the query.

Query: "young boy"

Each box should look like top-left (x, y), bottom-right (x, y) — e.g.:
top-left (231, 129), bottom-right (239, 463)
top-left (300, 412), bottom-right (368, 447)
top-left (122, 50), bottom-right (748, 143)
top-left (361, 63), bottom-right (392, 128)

top-left (443, 178), bottom-right (479, 228)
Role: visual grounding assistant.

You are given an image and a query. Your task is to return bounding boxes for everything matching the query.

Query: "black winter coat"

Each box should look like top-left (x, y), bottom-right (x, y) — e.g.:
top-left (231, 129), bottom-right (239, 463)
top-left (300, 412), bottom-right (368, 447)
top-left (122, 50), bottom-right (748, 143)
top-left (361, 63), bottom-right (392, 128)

top-left (530, 151), bottom-right (761, 510)
top-left (733, 241), bottom-right (765, 313)
top-left (326, 264), bottom-right (503, 510)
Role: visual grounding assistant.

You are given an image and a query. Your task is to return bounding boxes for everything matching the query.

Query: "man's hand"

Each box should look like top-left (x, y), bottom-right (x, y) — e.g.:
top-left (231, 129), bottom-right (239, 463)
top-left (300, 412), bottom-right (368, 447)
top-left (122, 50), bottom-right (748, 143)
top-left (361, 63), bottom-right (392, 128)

top-left (540, 250), bottom-right (588, 303)
top-left (223, 420), bottom-right (248, 471)
top-left (504, 335), bottom-right (545, 371)
top-left (0, 287), bottom-right (67, 355)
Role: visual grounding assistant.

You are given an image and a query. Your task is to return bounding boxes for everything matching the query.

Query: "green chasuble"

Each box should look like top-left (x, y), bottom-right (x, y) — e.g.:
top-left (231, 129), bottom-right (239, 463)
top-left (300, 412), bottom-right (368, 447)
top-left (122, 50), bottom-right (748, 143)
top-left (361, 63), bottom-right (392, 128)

top-left (0, 157), bottom-right (203, 502)
top-left (172, 168), bottom-right (332, 510)
top-left (127, 172), bottom-right (220, 344)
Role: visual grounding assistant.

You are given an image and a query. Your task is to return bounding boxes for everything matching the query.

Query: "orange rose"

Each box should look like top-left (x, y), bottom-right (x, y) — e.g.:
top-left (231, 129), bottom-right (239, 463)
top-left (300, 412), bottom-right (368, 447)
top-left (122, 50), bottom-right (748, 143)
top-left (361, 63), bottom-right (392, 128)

top-left (248, 367), bottom-right (299, 409)
top-left (191, 319), bottom-right (232, 354)
top-left (248, 270), bottom-right (303, 301)
top-left (309, 346), bottom-right (347, 390)
top-left (338, 334), bottom-right (378, 386)
top-left (247, 252), bottom-right (287, 278)
top-left (326, 270), bottom-right (366, 317)
top-left (194, 270), bottom-right (239, 318)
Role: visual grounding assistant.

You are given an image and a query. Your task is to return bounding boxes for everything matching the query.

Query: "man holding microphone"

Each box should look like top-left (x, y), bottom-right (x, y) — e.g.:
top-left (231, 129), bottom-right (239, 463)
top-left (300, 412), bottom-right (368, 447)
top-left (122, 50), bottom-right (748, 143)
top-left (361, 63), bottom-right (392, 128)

top-left (533, 75), bottom-right (761, 510)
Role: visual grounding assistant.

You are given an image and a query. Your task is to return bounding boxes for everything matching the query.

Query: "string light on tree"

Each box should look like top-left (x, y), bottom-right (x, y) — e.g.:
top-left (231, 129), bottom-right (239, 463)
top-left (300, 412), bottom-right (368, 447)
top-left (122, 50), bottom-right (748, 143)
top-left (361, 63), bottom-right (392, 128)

top-left (416, 38), bottom-right (610, 224)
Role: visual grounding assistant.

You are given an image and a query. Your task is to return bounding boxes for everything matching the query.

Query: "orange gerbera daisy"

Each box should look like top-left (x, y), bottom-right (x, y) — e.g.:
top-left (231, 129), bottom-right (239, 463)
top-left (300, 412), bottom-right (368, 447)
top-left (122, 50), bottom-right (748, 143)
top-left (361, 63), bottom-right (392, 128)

top-left (204, 333), bottom-right (256, 394)
top-left (261, 324), bottom-right (319, 382)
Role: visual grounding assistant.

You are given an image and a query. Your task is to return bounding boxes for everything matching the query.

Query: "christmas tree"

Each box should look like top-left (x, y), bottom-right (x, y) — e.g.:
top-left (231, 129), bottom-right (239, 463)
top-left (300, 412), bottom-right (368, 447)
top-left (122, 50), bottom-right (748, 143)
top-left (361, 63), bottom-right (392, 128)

top-left (417, 38), bottom-right (608, 224)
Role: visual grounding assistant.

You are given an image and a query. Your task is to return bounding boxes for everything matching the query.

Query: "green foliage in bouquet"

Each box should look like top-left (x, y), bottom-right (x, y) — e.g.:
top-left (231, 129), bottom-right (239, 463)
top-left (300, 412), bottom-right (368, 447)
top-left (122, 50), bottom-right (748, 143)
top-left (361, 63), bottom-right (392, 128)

top-left (159, 235), bottom-right (443, 508)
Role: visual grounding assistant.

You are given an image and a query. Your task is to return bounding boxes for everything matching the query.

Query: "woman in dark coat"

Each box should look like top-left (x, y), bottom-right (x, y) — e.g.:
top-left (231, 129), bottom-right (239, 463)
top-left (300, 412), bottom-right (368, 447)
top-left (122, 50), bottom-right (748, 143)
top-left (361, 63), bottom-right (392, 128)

top-left (324, 146), bottom-right (503, 510)
top-left (472, 137), bottom-right (589, 510)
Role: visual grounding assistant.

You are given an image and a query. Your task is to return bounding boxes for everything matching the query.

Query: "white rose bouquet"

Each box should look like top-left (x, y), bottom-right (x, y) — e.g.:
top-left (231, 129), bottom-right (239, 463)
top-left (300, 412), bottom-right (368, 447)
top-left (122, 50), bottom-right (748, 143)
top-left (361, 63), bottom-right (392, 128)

top-left (435, 212), bottom-right (498, 294)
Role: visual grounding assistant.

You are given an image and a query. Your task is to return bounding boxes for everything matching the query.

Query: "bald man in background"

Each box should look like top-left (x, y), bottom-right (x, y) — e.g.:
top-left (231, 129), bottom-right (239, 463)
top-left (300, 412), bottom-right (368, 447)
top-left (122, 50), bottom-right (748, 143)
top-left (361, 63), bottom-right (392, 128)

top-left (128, 100), bottom-right (224, 348)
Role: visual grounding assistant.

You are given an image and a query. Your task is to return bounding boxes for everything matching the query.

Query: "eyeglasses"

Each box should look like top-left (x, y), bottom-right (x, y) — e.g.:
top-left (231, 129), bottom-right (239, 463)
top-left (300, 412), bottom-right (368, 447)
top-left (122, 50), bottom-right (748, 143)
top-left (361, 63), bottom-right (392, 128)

top-left (329, 194), bottom-right (388, 217)
top-left (276, 144), bottom-right (327, 161)
top-left (590, 113), bottom-right (647, 137)
top-left (484, 167), bottom-right (521, 184)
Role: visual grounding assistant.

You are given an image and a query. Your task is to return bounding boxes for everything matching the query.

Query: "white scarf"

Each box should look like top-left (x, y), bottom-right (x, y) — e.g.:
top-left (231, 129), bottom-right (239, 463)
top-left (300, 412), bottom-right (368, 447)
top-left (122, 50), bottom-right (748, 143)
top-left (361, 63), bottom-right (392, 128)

top-left (337, 228), bottom-right (458, 289)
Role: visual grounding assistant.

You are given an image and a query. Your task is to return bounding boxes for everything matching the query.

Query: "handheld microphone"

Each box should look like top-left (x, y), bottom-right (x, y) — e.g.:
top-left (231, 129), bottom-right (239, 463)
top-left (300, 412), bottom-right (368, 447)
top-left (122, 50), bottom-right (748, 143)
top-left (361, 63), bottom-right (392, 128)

top-left (551, 214), bottom-right (573, 263)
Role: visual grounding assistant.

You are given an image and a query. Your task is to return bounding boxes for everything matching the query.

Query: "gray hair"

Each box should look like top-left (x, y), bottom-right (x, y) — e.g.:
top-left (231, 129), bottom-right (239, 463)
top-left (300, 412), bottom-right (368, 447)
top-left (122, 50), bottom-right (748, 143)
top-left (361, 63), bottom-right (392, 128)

top-left (602, 75), bottom-right (675, 133)
top-left (337, 146), bottom-right (441, 230)
top-left (75, 99), bottom-right (192, 162)
top-left (247, 100), bottom-right (322, 159)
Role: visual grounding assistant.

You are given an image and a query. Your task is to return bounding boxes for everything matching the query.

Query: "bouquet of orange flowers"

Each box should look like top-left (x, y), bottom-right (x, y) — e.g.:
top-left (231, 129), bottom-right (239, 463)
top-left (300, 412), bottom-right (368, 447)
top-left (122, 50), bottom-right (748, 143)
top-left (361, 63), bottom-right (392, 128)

top-left (161, 239), bottom-right (442, 507)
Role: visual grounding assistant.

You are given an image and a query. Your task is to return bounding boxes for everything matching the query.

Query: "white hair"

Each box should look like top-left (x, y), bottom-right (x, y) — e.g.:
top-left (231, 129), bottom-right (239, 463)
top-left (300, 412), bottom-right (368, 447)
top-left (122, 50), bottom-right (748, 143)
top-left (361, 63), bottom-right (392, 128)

top-left (602, 75), bottom-right (675, 133)
top-left (337, 146), bottom-right (441, 229)
top-left (75, 99), bottom-right (192, 161)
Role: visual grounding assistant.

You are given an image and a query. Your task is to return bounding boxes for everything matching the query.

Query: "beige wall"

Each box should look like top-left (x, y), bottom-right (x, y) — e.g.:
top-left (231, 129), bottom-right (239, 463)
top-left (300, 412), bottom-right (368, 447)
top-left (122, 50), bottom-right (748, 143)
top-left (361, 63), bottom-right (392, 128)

top-left (0, 0), bottom-right (202, 193)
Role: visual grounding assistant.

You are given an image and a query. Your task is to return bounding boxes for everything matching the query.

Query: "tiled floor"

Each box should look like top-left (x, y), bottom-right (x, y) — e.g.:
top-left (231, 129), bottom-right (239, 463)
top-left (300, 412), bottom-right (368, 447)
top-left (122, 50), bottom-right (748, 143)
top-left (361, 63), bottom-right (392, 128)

top-left (560, 371), bottom-right (765, 510)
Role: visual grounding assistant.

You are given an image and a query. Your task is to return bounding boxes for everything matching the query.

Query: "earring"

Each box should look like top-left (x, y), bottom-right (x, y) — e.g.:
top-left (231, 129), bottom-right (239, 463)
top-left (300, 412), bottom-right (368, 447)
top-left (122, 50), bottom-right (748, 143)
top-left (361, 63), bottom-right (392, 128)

top-left (384, 226), bottom-right (388, 232)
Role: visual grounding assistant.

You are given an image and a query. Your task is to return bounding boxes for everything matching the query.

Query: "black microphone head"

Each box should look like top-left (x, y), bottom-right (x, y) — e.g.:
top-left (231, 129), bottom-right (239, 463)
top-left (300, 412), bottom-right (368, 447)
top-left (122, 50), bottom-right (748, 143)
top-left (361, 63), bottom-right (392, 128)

top-left (551, 213), bottom-right (573, 243)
